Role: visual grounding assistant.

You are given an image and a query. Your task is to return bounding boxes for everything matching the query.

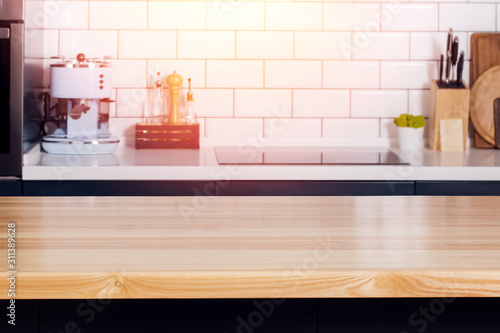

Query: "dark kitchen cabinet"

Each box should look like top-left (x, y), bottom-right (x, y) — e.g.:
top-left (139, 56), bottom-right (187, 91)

top-left (0, 300), bottom-right (37, 333)
top-left (22, 180), bottom-right (216, 196)
top-left (318, 298), bottom-right (500, 333)
top-left (38, 299), bottom-right (315, 333)
top-left (0, 179), bottom-right (22, 196)
top-left (215, 181), bottom-right (415, 196)
top-left (415, 181), bottom-right (500, 195)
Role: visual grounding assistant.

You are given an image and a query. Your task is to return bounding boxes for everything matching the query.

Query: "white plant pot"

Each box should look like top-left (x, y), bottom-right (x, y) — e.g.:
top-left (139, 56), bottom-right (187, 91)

top-left (397, 127), bottom-right (424, 151)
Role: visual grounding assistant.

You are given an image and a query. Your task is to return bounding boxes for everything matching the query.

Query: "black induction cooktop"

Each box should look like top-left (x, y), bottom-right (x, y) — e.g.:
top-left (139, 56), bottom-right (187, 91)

top-left (215, 147), bottom-right (409, 165)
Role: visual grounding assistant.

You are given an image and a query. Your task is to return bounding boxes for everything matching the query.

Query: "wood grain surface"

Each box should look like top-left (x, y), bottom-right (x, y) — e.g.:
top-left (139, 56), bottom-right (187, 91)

top-left (470, 33), bottom-right (500, 148)
top-left (1, 196), bottom-right (500, 299)
top-left (470, 66), bottom-right (500, 145)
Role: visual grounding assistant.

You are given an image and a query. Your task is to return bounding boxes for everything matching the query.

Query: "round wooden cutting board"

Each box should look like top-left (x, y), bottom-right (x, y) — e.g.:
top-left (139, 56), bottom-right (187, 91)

top-left (470, 65), bottom-right (500, 145)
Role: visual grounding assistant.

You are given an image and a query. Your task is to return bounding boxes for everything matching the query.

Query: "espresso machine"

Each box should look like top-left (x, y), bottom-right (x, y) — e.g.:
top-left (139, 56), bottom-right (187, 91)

top-left (42, 53), bottom-right (119, 155)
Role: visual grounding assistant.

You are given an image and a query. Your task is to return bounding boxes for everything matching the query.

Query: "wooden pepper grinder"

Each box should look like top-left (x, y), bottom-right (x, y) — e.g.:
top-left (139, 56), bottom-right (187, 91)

top-left (167, 71), bottom-right (183, 124)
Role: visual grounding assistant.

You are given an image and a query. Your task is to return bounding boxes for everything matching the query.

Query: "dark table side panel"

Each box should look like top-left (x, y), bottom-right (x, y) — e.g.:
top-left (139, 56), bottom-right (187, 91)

top-left (39, 299), bottom-right (315, 333)
top-left (215, 181), bottom-right (415, 196)
top-left (0, 300), bottom-right (37, 333)
top-left (23, 181), bottom-right (216, 196)
top-left (0, 180), bottom-right (22, 196)
top-left (318, 298), bottom-right (500, 333)
top-left (416, 181), bottom-right (500, 196)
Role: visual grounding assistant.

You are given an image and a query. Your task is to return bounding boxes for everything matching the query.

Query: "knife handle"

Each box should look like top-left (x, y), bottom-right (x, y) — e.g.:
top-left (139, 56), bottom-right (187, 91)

top-left (445, 52), bottom-right (451, 84)
top-left (439, 54), bottom-right (444, 84)
top-left (456, 51), bottom-right (464, 86)
top-left (451, 37), bottom-right (459, 66)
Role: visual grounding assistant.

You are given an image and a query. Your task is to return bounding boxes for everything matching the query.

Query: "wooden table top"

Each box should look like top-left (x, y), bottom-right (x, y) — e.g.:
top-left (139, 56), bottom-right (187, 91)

top-left (1, 196), bottom-right (500, 299)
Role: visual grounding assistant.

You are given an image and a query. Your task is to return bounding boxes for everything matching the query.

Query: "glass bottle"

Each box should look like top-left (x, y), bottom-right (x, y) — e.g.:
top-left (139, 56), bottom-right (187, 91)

top-left (184, 78), bottom-right (197, 124)
top-left (149, 72), bottom-right (168, 124)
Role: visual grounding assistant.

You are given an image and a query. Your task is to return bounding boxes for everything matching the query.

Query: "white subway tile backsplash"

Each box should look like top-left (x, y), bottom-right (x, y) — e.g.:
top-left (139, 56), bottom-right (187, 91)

top-left (109, 60), bottom-right (147, 88)
top-left (266, 3), bottom-right (322, 31)
top-left (237, 32), bottom-right (293, 60)
top-left (25, 1), bottom-right (88, 29)
top-left (116, 89), bottom-right (148, 118)
top-left (60, 30), bottom-right (118, 59)
top-left (352, 32), bottom-right (409, 60)
top-left (191, 89), bottom-right (234, 118)
top-left (439, 4), bottom-right (496, 32)
top-left (206, 118), bottom-right (263, 139)
top-left (147, 60), bottom-right (205, 89)
top-left (293, 90), bottom-right (350, 118)
top-left (119, 31), bottom-right (176, 59)
top-left (148, 1), bottom-right (206, 30)
top-left (207, 2), bottom-right (264, 30)
top-left (380, 119), bottom-right (397, 138)
top-left (351, 90), bottom-right (408, 118)
top-left (381, 4), bottom-right (438, 32)
top-left (28, 0), bottom-right (489, 142)
top-left (323, 61), bottom-right (379, 89)
top-left (410, 32), bottom-right (468, 61)
top-left (264, 119), bottom-right (321, 139)
top-left (295, 32), bottom-right (351, 60)
top-left (409, 90), bottom-right (430, 117)
top-left (25, 29), bottom-right (58, 58)
top-left (323, 119), bottom-right (379, 139)
top-left (381, 61), bottom-right (438, 89)
top-left (265, 61), bottom-right (322, 88)
top-left (178, 31), bottom-right (235, 59)
top-left (24, 59), bottom-right (51, 88)
top-left (207, 61), bottom-right (264, 88)
top-left (109, 117), bottom-right (143, 139)
top-left (235, 90), bottom-right (292, 118)
top-left (324, 3), bottom-right (380, 32)
top-left (89, 1), bottom-right (147, 30)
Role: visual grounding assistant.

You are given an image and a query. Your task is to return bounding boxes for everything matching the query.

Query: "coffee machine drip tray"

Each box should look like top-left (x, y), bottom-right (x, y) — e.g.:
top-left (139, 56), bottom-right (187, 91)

top-left (215, 147), bottom-right (409, 165)
top-left (42, 132), bottom-right (119, 155)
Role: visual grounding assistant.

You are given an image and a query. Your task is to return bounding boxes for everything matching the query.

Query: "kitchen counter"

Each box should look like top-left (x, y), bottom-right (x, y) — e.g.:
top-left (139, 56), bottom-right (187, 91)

top-left (21, 140), bottom-right (500, 181)
top-left (1, 196), bottom-right (500, 299)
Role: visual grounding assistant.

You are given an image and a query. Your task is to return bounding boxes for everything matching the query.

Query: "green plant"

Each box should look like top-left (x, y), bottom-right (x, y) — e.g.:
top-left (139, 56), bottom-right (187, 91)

top-left (393, 114), bottom-right (426, 129)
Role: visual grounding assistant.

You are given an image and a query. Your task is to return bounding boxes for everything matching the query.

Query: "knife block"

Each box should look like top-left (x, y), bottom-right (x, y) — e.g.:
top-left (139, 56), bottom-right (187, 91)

top-left (428, 80), bottom-right (470, 151)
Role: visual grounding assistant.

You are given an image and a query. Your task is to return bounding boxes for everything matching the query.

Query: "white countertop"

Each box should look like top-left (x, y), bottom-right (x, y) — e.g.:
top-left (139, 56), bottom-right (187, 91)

top-left (22, 138), bottom-right (500, 181)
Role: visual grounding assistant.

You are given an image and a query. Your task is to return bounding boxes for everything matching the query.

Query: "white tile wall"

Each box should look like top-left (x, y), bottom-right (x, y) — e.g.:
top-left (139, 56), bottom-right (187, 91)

top-left (119, 31), bottom-right (176, 59)
top-left (323, 119), bottom-right (379, 139)
top-left (25, 1), bottom-right (88, 30)
top-left (351, 90), bottom-right (408, 118)
top-left (60, 30), bottom-right (118, 59)
top-left (207, 2), bottom-right (264, 30)
top-left (352, 32), bottom-right (409, 60)
top-left (265, 61), bottom-right (322, 88)
top-left (237, 32), bottom-right (293, 60)
top-left (266, 3), bottom-right (322, 31)
top-left (323, 61), bottom-right (379, 89)
top-left (149, 2), bottom-right (206, 30)
top-left (25, 29), bottom-right (58, 58)
top-left (381, 4), bottom-right (438, 32)
top-left (89, 1), bottom-right (147, 30)
top-left (264, 119), bottom-right (322, 139)
top-left (28, 0), bottom-right (486, 142)
top-left (293, 90), bottom-right (350, 118)
top-left (235, 90), bottom-right (292, 118)
top-left (295, 32), bottom-right (351, 60)
top-left (178, 31), bottom-right (235, 59)
top-left (323, 3), bottom-right (380, 32)
top-left (207, 61), bottom-right (263, 88)
top-left (439, 4), bottom-right (496, 32)
top-left (381, 61), bottom-right (438, 89)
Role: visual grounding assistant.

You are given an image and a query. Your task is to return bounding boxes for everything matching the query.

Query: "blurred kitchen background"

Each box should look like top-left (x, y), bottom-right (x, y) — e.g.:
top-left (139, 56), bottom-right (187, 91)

top-left (23, 0), bottom-right (493, 145)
